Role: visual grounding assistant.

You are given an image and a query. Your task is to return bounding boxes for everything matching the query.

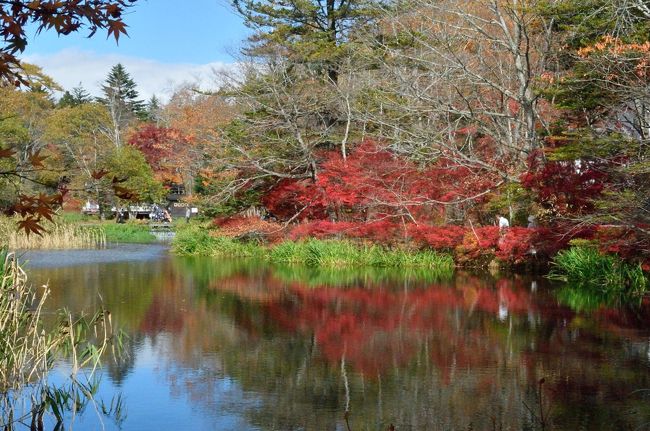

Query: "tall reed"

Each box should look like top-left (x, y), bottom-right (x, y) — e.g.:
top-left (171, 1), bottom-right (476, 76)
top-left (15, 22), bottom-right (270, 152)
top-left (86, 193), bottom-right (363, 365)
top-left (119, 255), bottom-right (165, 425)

top-left (0, 250), bottom-right (124, 428)
top-left (0, 217), bottom-right (106, 249)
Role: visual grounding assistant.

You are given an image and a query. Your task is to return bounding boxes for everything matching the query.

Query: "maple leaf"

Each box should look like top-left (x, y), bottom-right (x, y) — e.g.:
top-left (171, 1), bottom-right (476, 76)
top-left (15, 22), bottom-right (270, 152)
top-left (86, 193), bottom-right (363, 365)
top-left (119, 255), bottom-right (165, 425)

top-left (106, 19), bottom-right (128, 42)
top-left (17, 216), bottom-right (46, 237)
top-left (106, 4), bottom-right (122, 18)
top-left (27, 149), bottom-right (47, 168)
top-left (91, 168), bottom-right (109, 180)
top-left (0, 147), bottom-right (15, 158)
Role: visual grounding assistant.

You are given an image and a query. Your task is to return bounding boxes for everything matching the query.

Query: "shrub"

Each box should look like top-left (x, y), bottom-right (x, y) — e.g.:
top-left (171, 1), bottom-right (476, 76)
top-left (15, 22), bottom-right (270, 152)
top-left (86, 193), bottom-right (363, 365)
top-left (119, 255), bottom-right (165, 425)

top-left (549, 245), bottom-right (648, 296)
top-left (212, 216), bottom-right (284, 242)
top-left (268, 239), bottom-right (454, 274)
top-left (495, 227), bottom-right (537, 264)
top-left (408, 225), bottom-right (467, 250)
top-left (288, 221), bottom-right (359, 240)
top-left (454, 226), bottom-right (501, 264)
top-left (289, 220), bottom-right (404, 244)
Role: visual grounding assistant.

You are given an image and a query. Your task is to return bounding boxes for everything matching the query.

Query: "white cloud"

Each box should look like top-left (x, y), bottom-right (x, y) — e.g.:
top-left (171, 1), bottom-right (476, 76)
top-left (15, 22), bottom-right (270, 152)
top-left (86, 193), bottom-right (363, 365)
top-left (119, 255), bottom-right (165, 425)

top-left (23, 48), bottom-right (237, 101)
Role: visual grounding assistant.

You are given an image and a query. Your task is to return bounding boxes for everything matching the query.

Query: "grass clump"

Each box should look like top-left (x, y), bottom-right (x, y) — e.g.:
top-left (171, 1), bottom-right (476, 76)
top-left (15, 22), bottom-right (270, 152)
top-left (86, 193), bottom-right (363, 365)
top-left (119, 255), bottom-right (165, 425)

top-left (173, 232), bottom-right (454, 273)
top-left (172, 225), bottom-right (263, 257)
top-left (103, 222), bottom-right (156, 244)
top-left (269, 239), bottom-right (454, 274)
top-left (549, 246), bottom-right (648, 297)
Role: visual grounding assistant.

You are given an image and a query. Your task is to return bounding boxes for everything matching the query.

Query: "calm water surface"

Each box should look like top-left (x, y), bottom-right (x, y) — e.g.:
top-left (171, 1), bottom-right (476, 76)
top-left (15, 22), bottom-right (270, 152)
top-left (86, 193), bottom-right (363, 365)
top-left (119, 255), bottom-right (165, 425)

top-left (21, 245), bottom-right (650, 430)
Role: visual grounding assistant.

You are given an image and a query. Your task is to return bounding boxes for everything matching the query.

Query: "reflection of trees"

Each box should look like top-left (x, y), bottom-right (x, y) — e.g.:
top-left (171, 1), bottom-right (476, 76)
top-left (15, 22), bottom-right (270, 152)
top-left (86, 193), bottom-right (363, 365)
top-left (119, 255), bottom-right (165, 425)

top-left (31, 259), bottom-right (164, 385)
top-left (31, 255), bottom-right (650, 430)
top-left (106, 332), bottom-right (144, 386)
top-left (158, 258), bottom-right (650, 430)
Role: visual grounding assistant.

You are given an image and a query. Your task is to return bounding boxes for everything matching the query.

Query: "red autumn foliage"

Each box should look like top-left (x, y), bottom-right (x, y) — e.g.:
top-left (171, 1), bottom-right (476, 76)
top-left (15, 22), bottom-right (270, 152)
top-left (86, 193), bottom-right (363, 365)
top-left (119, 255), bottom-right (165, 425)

top-left (128, 124), bottom-right (192, 182)
top-left (495, 227), bottom-right (538, 264)
top-left (455, 226), bottom-right (501, 264)
top-left (592, 225), bottom-right (650, 263)
top-left (407, 224), bottom-right (468, 250)
top-left (288, 220), bottom-right (404, 244)
top-left (521, 149), bottom-right (608, 215)
top-left (263, 141), bottom-right (499, 223)
top-left (211, 215), bottom-right (284, 241)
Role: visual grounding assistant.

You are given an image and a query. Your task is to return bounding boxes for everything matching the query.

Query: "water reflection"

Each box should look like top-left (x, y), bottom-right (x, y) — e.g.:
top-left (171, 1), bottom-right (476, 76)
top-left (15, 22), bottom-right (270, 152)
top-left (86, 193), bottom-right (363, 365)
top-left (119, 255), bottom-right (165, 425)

top-left (24, 248), bottom-right (650, 431)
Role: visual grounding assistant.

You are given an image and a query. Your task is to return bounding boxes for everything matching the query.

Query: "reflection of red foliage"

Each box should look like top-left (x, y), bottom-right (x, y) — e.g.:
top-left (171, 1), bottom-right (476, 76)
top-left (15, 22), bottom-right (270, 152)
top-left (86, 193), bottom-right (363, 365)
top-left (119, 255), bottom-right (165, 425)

top-left (139, 295), bottom-right (184, 334)
top-left (261, 279), bottom-right (536, 375)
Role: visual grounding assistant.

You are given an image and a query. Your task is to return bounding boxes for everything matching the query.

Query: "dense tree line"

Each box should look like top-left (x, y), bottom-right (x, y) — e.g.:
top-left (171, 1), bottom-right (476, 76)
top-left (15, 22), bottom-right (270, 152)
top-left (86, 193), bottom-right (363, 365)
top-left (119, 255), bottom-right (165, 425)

top-left (1, 0), bottom-right (649, 262)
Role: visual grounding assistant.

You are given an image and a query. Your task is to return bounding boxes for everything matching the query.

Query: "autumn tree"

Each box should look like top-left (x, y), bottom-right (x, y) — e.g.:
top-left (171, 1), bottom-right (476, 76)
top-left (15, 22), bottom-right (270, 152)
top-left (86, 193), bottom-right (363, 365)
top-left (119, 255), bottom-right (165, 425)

top-left (41, 102), bottom-right (114, 207)
top-left (0, 1), bottom-right (137, 233)
top-left (128, 123), bottom-right (191, 183)
top-left (525, 0), bottom-right (650, 256)
top-left (161, 85), bottom-right (238, 197)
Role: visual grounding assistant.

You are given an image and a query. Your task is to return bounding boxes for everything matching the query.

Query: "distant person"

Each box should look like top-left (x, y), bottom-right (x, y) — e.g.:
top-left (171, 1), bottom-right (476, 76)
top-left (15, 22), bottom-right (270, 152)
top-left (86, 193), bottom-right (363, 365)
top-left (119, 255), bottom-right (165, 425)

top-left (497, 215), bottom-right (509, 232)
top-left (116, 207), bottom-right (126, 223)
top-left (185, 207), bottom-right (191, 223)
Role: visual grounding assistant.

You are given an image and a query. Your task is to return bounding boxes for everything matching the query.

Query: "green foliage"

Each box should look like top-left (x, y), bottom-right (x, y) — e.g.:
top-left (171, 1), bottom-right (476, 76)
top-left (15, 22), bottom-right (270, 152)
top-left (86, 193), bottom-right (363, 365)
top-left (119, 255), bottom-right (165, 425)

top-left (174, 231), bottom-right (454, 274)
top-left (485, 182), bottom-right (534, 226)
top-left (194, 176), bottom-right (263, 218)
top-left (104, 146), bottom-right (165, 203)
top-left (233, 0), bottom-right (381, 80)
top-left (538, 0), bottom-right (650, 48)
top-left (541, 66), bottom-right (614, 112)
top-left (58, 85), bottom-right (92, 107)
top-left (98, 63), bottom-right (146, 119)
top-left (102, 222), bottom-right (156, 244)
top-left (549, 246), bottom-right (648, 296)
top-left (171, 225), bottom-right (263, 257)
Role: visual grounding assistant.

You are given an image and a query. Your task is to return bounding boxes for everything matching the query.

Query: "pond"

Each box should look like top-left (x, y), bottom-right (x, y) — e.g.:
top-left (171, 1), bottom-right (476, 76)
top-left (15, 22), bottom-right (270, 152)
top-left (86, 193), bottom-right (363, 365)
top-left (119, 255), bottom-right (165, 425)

top-left (18, 244), bottom-right (650, 430)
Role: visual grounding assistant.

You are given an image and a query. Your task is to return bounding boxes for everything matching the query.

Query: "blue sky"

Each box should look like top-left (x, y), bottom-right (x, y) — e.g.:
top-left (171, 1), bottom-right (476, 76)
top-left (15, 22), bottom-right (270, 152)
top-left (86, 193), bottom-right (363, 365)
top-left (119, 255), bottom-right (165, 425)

top-left (22, 0), bottom-right (251, 100)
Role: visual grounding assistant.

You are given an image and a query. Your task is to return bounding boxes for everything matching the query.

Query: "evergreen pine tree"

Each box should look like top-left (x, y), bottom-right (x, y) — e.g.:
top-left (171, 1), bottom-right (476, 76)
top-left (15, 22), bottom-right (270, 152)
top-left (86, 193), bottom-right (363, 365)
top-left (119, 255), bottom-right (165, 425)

top-left (98, 63), bottom-right (145, 146)
top-left (58, 84), bottom-right (91, 107)
top-left (146, 94), bottom-right (162, 124)
top-left (98, 63), bottom-right (146, 119)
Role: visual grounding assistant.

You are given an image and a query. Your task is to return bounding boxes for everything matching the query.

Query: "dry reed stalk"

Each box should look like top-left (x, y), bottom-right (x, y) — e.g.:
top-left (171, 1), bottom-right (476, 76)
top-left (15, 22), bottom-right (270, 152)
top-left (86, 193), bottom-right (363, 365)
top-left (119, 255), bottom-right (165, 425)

top-left (0, 217), bottom-right (106, 249)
